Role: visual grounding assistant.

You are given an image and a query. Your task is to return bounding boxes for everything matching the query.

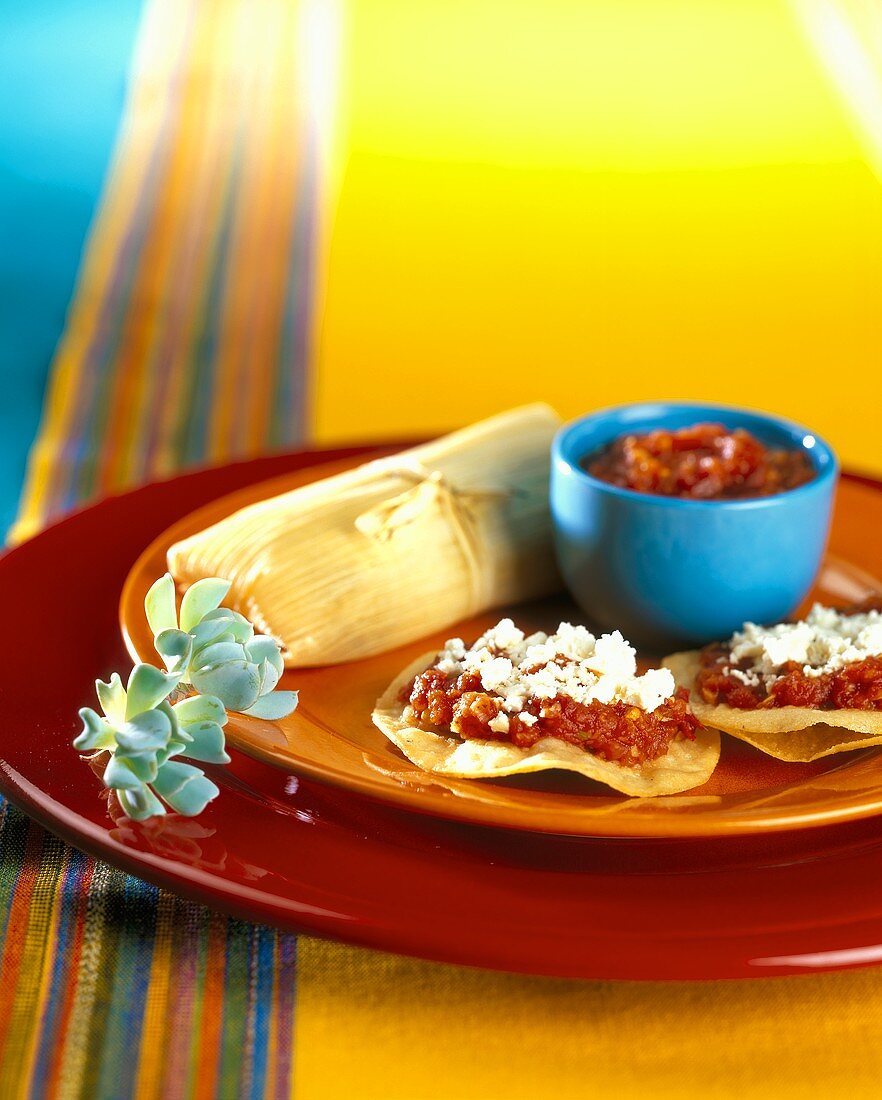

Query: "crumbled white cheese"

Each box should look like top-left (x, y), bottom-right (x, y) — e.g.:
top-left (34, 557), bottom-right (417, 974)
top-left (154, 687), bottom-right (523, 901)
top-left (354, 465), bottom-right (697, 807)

top-left (624, 667), bottom-right (676, 711)
top-left (469, 655), bottom-right (510, 692)
top-left (435, 636), bottom-right (467, 675)
top-left (724, 603), bottom-right (882, 687)
top-left (433, 618), bottom-right (675, 714)
top-left (488, 712), bottom-right (510, 734)
top-left (728, 667), bottom-right (761, 688)
top-left (480, 619), bottom-right (526, 652)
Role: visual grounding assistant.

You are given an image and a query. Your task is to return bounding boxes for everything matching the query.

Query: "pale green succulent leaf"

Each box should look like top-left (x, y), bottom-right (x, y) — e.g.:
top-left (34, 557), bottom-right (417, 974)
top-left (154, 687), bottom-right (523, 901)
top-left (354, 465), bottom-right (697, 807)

top-left (155, 699), bottom-right (190, 742)
top-left (191, 660), bottom-right (260, 712)
top-left (73, 708), bottom-right (117, 752)
top-left (117, 785), bottom-right (166, 821)
top-left (169, 775), bottom-right (219, 816)
top-left (96, 673), bottom-right (126, 725)
top-left (244, 635), bottom-right (284, 670)
top-left (125, 664), bottom-right (182, 719)
top-left (155, 629), bottom-right (193, 672)
top-left (179, 578), bottom-right (231, 633)
top-left (154, 705), bottom-right (189, 765)
top-left (254, 658), bottom-right (281, 696)
top-left (241, 690), bottom-right (299, 721)
top-left (194, 641), bottom-right (246, 669)
top-left (200, 608), bottom-right (253, 643)
top-left (152, 761), bottom-right (220, 816)
top-left (245, 641), bottom-right (284, 693)
top-left (190, 617), bottom-right (237, 654)
top-left (145, 573), bottom-right (178, 636)
top-left (158, 741), bottom-right (188, 768)
top-left (173, 694), bottom-right (227, 729)
top-left (115, 709), bottom-right (173, 755)
top-left (180, 721), bottom-right (230, 765)
top-left (103, 754), bottom-right (143, 791)
top-left (117, 750), bottom-right (160, 783)
top-left (201, 607), bottom-right (250, 626)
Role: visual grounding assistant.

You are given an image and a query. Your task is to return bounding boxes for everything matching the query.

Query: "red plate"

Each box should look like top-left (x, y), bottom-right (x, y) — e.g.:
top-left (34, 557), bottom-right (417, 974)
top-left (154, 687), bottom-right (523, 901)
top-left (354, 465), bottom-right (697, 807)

top-left (5, 446), bottom-right (882, 980)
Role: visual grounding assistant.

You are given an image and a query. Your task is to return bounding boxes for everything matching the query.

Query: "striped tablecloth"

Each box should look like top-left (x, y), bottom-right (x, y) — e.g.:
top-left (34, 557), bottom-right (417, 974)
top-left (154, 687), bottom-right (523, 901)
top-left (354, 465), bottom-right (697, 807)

top-left (5, 2), bottom-right (882, 1096)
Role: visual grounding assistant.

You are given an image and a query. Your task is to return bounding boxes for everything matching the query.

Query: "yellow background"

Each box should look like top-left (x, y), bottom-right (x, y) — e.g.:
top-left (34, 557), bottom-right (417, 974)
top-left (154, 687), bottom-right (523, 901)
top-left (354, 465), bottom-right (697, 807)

top-left (313, 0), bottom-right (882, 476)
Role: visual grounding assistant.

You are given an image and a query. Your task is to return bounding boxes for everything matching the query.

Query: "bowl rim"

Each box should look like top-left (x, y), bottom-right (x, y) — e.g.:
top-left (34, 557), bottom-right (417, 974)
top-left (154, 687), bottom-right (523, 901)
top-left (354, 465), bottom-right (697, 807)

top-left (552, 400), bottom-right (839, 511)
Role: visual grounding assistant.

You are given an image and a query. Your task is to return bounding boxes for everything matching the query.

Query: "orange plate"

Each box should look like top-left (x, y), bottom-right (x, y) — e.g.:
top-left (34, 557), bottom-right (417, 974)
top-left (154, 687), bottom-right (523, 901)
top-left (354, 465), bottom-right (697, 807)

top-left (121, 457), bottom-right (882, 838)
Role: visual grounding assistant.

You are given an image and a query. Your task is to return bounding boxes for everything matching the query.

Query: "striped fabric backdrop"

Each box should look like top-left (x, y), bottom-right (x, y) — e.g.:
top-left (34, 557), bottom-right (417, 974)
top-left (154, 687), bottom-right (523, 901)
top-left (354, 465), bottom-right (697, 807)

top-left (2, 0), bottom-right (318, 1094)
top-left (11, 0), bottom-right (330, 544)
top-left (0, 802), bottom-right (297, 1097)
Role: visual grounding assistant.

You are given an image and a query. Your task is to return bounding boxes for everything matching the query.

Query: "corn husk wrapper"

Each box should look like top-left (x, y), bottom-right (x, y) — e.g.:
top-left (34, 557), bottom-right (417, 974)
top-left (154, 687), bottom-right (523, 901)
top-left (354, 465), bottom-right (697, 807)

top-left (168, 406), bottom-right (563, 667)
top-left (372, 653), bottom-right (721, 796)
top-left (664, 651), bottom-right (882, 762)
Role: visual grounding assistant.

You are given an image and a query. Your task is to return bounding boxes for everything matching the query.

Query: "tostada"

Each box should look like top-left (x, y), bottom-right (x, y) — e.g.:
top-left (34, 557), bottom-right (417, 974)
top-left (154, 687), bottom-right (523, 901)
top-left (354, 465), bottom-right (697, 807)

top-left (665, 598), bottom-right (882, 761)
top-left (373, 619), bottom-right (720, 795)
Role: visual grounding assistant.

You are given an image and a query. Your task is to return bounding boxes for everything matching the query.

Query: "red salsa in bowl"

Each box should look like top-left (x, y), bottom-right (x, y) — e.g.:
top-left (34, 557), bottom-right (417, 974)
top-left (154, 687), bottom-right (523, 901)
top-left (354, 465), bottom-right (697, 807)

top-left (583, 422), bottom-right (815, 501)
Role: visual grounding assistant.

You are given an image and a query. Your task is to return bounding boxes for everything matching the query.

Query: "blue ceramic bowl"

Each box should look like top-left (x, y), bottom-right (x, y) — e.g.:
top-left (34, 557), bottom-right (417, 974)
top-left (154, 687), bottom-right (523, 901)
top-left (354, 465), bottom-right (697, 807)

top-left (550, 402), bottom-right (838, 650)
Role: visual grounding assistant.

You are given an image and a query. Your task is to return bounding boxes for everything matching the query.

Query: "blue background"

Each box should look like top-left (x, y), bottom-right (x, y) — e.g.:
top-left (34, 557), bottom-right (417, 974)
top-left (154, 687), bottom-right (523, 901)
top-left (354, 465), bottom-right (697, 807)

top-left (0, 0), bottom-right (142, 535)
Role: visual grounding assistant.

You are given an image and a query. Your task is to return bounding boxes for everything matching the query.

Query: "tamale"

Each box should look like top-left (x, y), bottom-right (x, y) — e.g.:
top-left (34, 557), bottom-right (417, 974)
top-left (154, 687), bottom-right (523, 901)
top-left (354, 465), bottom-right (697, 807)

top-left (167, 404), bottom-right (563, 666)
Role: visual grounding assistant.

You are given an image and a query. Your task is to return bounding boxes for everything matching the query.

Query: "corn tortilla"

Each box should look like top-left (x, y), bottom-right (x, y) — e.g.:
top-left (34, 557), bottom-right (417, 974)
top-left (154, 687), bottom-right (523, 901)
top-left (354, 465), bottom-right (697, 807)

top-left (664, 651), bottom-right (882, 763)
top-left (372, 652), bottom-right (721, 796)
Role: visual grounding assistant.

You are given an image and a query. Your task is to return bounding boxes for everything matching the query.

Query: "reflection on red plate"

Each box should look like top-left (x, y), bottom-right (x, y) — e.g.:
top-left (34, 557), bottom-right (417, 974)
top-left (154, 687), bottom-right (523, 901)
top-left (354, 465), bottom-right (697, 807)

top-left (4, 447), bottom-right (882, 979)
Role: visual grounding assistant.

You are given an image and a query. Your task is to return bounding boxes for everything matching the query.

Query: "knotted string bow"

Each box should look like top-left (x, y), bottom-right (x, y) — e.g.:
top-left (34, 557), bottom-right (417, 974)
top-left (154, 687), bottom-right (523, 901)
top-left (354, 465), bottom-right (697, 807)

top-left (354, 463), bottom-right (509, 607)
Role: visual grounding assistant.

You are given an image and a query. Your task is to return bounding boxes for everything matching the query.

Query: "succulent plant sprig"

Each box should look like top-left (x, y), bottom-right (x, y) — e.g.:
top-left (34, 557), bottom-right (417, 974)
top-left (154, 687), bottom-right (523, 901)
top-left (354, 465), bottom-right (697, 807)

top-left (74, 573), bottom-right (298, 821)
top-left (145, 574), bottom-right (298, 720)
top-left (74, 664), bottom-right (229, 820)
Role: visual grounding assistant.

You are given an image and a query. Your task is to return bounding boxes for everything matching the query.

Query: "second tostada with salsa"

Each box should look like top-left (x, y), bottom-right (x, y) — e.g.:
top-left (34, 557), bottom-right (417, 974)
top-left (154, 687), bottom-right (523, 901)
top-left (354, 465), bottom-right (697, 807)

top-left (665, 598), bottom-right (882, 762)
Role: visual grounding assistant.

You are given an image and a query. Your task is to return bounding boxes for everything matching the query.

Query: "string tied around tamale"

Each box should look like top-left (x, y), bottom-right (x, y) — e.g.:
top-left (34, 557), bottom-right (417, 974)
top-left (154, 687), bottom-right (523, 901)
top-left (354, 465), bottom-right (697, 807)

top-left (354, 464), bottom-right (509, 608)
